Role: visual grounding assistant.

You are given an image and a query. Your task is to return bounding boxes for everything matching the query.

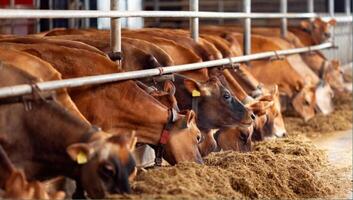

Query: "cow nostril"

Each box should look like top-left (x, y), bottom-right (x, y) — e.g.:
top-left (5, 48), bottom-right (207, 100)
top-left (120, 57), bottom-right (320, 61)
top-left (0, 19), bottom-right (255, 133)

top-left (282, 132), bottom-right (288, 137)
top-left (250, 113), bottom-right (256, 121)
top-left (197, 135), bottom-right (202, 143)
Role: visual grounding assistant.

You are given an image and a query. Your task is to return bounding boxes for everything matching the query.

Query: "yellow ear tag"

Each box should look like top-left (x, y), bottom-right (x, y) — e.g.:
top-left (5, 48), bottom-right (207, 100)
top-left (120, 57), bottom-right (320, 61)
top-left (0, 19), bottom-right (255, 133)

top-left (192, 90), bottom-right (201, 97)
top-left (77, 151), bottom-right (88, 165)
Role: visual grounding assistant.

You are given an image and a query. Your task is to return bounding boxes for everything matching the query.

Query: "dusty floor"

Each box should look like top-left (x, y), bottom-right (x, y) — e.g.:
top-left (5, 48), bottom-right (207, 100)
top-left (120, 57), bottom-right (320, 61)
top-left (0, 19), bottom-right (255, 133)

top-left (110, 93), bottom-right (352, 200)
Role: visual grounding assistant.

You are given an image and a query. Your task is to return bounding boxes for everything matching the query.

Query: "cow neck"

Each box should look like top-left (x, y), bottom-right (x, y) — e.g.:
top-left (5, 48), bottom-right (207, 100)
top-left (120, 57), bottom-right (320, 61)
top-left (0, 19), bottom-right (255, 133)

top-left (154, 108), bottom-right (178, 166)
top-left (90, 82), bottom-right (170, 145)
top-left (22, 100), bottom-right (100, 178)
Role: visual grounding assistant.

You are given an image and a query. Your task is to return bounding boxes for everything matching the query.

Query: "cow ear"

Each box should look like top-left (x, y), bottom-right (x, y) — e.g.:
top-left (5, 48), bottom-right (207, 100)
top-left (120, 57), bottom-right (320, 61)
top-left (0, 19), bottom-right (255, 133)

top-left (66, 143), bottom-right (93, 164)
top-left (164, 80), bottom-right (176, 96)
top-left (300, 20), bottom-right (311, 31)
top-left (43, 176), bottom-right (66, 196)
top-left (183, 78), bottom-right (201, 96)
top-left (6, 171), bottom-right (27, 192)
top-left (185, 110), bottom-right (197, 127)
top-left (328, 19), bottom-right (337, 26)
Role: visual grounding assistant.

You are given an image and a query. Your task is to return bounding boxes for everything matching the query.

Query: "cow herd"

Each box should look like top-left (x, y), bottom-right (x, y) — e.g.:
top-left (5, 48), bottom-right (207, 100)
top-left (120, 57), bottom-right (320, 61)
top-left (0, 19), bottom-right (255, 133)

top-left (0, 17), bottom-right (349, 199)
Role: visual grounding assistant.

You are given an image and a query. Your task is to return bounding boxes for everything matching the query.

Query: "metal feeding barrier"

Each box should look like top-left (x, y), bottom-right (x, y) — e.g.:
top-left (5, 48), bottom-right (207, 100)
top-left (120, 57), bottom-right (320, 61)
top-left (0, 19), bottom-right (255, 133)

top-left (0, 0), bottom-right (351, 99)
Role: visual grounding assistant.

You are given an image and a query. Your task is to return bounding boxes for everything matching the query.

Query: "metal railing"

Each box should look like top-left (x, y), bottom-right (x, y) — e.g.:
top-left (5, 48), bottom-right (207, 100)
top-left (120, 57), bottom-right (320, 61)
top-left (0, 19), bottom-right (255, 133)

top-left (0, 42), bottom-right (332, 98)
top-left (0, 0), bottom-right (351, 99)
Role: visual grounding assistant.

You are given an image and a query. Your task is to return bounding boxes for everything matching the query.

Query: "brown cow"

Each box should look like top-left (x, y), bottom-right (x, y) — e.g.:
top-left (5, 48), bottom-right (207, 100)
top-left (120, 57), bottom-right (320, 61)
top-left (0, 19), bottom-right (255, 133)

top-left (39, 31), bottom-right (254, 156)
top-left (201, 28), bottom-right (315, 120)
top-left (0, 41), bottom-right (203, 165)
top-left (199, 33), bottom-right (286, 140)
top-left (289, 18), bottom-right (336, 45)
top-left (0, 63), bottom-right (137, 199)
top-left (0, 47), bottom-right (88, 123)
top-left (202, 22), bottom-right (346, 93)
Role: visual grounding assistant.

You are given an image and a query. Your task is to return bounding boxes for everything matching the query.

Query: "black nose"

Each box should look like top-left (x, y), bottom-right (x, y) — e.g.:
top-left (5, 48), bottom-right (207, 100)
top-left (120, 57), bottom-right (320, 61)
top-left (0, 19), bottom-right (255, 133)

top-left (250, 112), bottom-right (256, 121)
top-left (282, 132), bottom-right (288, 137)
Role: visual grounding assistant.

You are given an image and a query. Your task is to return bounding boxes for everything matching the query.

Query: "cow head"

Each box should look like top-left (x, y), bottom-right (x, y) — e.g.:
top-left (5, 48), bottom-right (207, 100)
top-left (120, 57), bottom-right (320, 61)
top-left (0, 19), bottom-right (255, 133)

top-left (182, 76), bottom-right (254, 131)
top-left (249, 86), bottom-right (287, 141)
top-left (315, 81), bottom-right (334, 115)
top-left (291, 80), bottom-right (316, 121)
top-left (66, 132), bottom-right (137, 199)
top-left (163, 110), bottom-right (203, 165)
top-left (300, 18), bottom-right (336, 44)
top-left (216, 125), bottom-right (253, 152)
top-left (322, 59), bottom-right (346, 93)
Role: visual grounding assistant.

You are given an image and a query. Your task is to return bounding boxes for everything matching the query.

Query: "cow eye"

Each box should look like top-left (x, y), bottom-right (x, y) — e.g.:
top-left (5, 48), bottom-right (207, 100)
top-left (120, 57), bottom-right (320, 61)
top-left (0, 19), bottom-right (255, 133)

top-left (100, 163), bottom-right (116, 179)
top-left (304, 100), bottom-right (310, 106)
top-left (223, 91), bottom-right (231, 100)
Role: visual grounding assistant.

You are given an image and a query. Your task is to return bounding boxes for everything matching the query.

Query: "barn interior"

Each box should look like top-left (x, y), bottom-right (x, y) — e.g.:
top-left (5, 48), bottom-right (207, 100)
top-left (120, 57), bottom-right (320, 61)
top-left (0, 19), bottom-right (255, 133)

top-left (0, 0), bottom-right (352, 199)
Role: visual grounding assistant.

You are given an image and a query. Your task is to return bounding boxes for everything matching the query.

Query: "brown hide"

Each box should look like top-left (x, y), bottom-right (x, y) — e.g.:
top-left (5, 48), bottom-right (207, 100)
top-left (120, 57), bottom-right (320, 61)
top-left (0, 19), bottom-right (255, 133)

top-left (0, 47), bottom-right (88, 123)
top-left (0, 41), bottom-right (202, 165)
top-left (0, 64), bottom-right (136, 198)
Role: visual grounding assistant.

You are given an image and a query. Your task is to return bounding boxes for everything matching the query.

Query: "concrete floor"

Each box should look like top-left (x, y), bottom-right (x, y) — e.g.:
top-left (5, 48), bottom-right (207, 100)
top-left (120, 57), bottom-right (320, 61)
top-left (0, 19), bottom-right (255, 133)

top-left (313, 129), bottom-right (353, 199)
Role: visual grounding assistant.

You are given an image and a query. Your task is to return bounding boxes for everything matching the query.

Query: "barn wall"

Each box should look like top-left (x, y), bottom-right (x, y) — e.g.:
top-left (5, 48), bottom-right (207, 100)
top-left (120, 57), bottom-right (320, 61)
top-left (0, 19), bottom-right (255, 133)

top-left (322, 21), bottom-right (353, 65)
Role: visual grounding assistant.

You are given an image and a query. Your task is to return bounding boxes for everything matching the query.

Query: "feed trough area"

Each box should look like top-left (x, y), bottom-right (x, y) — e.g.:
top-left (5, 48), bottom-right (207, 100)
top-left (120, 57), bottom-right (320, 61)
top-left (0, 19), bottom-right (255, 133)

top-left (0, 0), bottom-right (351, 199)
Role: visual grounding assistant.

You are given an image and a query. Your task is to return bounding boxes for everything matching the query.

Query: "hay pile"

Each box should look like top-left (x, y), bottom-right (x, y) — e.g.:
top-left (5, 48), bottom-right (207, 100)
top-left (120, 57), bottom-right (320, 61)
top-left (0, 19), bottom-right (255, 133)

top-left (110, 137), bottom-right (351, 199)
top-left (284, 93), bottom-right (352, 136)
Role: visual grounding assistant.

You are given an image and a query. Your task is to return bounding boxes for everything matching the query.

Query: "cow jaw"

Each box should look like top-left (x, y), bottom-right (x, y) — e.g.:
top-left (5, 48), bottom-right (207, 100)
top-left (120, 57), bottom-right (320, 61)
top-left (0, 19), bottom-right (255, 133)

top-left (315, 82), bottom-right (334, 115)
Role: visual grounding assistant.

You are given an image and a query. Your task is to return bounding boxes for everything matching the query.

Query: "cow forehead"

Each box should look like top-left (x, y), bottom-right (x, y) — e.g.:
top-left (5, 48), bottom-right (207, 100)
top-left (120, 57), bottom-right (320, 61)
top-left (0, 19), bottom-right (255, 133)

top-left (98, 143), bottom-right (128, 163)
top-left (200, 81), bottom-right (221, 96)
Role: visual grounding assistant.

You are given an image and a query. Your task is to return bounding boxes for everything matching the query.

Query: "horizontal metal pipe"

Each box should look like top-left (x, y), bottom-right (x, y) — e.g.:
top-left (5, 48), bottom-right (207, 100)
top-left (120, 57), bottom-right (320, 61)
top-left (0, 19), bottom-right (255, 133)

top-left (0, 42), bottom-right (333, 99)
top-left (321, 15), bottom-right (353, 22)
top-left (0, 9), bottom-right (319, 19)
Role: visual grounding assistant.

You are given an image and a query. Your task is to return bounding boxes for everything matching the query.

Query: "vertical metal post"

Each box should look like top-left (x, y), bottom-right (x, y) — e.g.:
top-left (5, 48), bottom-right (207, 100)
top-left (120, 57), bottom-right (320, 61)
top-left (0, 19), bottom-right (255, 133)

top-left (10, 0), bottom-right (15, 34)
top-left (307, 0), bottom-right (314, 21)
top-left (218, 0), bottom-right (224, 25)
top-left (328, 0), bottom-right (336, 56)
top-left (153, 0), bottom-right (160, 25)
top-left (243, 0), bottom-right (251, 55)
top-left (110, 0), bottom-right (122, 69)
top-left (84, 0), bottom-right (90, 28)
top-left (345, 0), bottom-right (351, 15)
top-left (280, 0), bottom-right (287, 38)
top-left (328, 0), bottom-right (334, 17)
top-left (189, 0), bottom-right (199, 42)
top-left (48, 0), bottom-right (53, 29)
top-left (125, 0), bottom-right (129, 28)
top-left (34, 0), bottom-right (41, 33)
top-left (307, 0), bottom-right (314, 13)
